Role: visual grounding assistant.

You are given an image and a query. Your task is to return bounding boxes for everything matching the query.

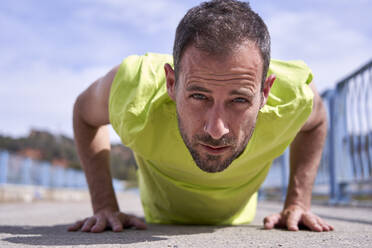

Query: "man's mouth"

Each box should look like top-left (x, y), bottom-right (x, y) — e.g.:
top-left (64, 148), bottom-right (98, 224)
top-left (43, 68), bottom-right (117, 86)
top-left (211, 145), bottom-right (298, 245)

top-left (199, 143), bottom-right (230, 154)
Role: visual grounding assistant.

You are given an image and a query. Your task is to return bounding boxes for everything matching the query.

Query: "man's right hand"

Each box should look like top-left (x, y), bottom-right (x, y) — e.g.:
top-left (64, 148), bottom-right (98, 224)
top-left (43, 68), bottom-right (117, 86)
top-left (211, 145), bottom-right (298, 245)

top-left (68, 209), bottom-right (147, 233)
top-left (72, 65), bottom-right (147, 233)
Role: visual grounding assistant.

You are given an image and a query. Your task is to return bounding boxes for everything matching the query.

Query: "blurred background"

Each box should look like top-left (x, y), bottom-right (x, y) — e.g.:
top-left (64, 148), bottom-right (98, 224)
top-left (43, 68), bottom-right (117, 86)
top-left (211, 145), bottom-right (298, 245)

top-left (0, 0), bottom-right (371, 204)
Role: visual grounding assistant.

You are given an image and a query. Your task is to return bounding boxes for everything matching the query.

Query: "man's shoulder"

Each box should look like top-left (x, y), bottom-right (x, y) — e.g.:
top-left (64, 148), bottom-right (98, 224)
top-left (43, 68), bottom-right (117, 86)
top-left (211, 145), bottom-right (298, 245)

top-left (111, 53), bottom-right (173, 90)
top-left (120, 53), bottom-right (173, 71)
top-left (109, 53), bottom-right (175, 147)
top-left (111, 52), bottom-right (173, 96)
top-left (268, 59), bottom-right (313, 86)
top-left (252, 59), bottom-right (314, 157)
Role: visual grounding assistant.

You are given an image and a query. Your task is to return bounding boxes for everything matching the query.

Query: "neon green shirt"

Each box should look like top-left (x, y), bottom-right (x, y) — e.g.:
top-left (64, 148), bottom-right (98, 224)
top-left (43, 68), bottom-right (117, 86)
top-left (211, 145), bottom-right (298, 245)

top-left (109, 53), bottom-right (313, 225)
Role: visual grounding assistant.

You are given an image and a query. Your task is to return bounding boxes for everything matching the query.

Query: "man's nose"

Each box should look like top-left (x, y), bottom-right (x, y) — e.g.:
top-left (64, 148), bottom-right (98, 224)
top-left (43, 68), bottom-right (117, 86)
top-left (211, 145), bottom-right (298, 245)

top-left (204, 106), bottom-right (230, 140)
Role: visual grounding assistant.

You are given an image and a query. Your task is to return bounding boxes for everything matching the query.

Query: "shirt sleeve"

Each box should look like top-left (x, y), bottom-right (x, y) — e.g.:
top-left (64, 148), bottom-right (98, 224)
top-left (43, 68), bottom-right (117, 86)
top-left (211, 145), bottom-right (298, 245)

top-left (109, 53), bottom-right (173, 147)
top-left (252, 59), bottom-right (314, 159)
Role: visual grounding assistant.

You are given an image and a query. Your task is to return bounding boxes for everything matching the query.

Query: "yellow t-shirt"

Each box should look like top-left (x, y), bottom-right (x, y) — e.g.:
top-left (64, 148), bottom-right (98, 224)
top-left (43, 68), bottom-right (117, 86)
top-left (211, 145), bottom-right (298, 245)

top-left (109, 53), bottom-right (313, 225)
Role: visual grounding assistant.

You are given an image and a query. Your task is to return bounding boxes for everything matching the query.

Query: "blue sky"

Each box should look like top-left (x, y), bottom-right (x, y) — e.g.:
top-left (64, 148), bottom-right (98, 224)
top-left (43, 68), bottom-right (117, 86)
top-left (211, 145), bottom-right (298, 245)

top-left (0, 0), bottom-right (371, 143)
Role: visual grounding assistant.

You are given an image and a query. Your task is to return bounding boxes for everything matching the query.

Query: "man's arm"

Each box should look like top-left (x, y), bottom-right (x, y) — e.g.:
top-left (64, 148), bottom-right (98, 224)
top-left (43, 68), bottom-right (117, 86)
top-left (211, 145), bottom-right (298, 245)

top-left (264, 83), bottom-right (334, 232)
top-left (68, 66), bottom-right (146, 233)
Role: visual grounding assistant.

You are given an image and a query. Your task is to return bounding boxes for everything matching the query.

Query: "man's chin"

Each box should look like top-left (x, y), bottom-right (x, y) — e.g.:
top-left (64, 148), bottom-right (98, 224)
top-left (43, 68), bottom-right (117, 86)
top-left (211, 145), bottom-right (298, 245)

top-left (193, 155), bottom-right (234, 173)
top-left (197, 164), bottom-right (230, 173)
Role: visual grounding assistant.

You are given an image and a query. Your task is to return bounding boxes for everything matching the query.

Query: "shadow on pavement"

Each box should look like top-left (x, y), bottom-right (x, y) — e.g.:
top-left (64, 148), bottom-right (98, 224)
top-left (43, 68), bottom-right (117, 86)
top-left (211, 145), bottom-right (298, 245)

top-left (317, 215), bottom-right (372, 226)
top-left (0, 224), bottom-right (259, 246)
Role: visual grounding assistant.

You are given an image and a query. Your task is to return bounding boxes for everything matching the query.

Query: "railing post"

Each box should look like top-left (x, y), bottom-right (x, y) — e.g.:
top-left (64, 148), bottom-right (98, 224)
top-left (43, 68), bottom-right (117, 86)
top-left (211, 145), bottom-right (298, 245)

top-left (368, 67), bottom-right (372, 174)
top-left (281, 148), bottom-right (289, 201)
top-left (328, 91), bottom-right (340, 203)
top-left (55, 167), bottom-right (64, 188)
top-left (0, 151), bottom-right (10, 184)
top-left (66, 169), bottom-right (74, 188)
top-left (22, 158), bottom-right (32, 185)
top-left (369, 131), bottom-right (372, 175)
top-left (40, 162), bottom-right (50, 187)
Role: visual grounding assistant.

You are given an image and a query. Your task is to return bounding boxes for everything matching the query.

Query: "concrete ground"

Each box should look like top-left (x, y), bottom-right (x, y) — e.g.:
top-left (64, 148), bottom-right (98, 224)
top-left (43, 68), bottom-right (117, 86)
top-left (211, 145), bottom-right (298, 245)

top-left (0, 190), bottom-right (371, 248)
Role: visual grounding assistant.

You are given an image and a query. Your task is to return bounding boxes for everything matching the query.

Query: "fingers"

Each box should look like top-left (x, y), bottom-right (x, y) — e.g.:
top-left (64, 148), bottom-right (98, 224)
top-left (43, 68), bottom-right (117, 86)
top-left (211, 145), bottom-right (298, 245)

top-left (263, 213), bottom-right (281, 230)
top-left (302, 214), bottom-right (322, 232)
top-left (106, 212), bottom-right (148, 232)
top-left (91, 216), bottom-right (107, 233)
top-left (68, 217), bottom-right (100, 233)
top-left (264, 207), bottom-right (335, 232)
top-left (118, 213), bottom-right (147, 230)
top-left (68, 212), bottom-right (147, 233)
top-left (325, 222), bottom-right (334, 231)
top-left (68, 215), bottom-right (119, 233)
top-left (302, 213), bottom-right (334, 232)
top-left (108, 214), bottom-right (124, 232)
top-left (126, 214), bottom-right (147, 230)
top-left (81, 217), bottom-right (97, 232)
top-left (283, 208), bottom-right (302, 231)
top-left (68, 219), bottom-right (86, 232)
top-left (315, 215), bottom-right (334, 231)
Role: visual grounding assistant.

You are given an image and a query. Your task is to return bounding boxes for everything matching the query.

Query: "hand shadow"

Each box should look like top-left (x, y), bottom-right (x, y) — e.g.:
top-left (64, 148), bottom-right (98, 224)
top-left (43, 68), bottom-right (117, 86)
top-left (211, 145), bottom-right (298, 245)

top-left (259, 223), bottom-right (314, 232)
top-left (0, 223), bottom-right (237, 246)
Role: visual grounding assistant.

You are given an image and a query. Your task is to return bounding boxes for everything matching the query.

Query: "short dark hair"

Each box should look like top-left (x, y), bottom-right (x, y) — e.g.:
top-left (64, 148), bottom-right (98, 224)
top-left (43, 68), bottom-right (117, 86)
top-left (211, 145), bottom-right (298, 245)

top-left (173, 0), bottom-right (271, 88)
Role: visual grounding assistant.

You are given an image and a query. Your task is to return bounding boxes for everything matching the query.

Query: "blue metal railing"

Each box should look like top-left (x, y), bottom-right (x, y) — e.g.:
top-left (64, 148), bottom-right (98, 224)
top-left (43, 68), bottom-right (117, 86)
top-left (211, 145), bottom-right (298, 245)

top-left (0, 150), bottom-right (125, 191)
top-left (262, 59), bottom-right (372, 204)
top-left (319, 59), bottom-right (372, 203)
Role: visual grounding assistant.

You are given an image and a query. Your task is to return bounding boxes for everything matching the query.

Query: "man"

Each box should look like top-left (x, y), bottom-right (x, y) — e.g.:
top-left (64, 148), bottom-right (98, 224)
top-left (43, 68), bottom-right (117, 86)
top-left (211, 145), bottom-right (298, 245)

top-left (69, 0), bottom-right (334, 233)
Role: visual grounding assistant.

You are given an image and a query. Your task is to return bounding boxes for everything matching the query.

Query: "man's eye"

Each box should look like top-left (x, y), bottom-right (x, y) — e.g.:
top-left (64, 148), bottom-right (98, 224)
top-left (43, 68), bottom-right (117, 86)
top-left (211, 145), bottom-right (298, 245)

top-left (232, 97), bottom-right (248, 103)
top-left (191, 94), bottom-right (207, 100)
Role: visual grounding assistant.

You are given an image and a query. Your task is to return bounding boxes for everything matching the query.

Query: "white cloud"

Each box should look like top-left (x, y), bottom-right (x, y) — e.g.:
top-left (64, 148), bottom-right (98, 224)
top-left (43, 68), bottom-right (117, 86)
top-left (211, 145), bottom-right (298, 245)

top-left (0, 0), bottom-right (184, 141)
top-left (0, 59), bottom-right (108, 135)
top-left (266, 10), bottom-right (372, 92)
top-left (0, 0), bottom-right (197, 140)
top-left (77, 0), bottom-right (188, 35)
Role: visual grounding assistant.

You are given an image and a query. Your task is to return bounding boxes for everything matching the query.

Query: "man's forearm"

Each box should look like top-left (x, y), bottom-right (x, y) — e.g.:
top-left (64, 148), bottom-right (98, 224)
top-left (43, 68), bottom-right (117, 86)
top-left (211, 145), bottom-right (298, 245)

top-left (286, 119), bottom-right (327, 210)
top-left (73, 103), bottom-right (119, 213)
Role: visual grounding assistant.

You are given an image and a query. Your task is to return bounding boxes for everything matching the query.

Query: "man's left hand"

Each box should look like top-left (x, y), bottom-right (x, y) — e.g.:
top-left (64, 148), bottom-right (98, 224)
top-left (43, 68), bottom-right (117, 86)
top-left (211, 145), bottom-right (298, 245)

top-left (263, 204), bottom-right (334, 232)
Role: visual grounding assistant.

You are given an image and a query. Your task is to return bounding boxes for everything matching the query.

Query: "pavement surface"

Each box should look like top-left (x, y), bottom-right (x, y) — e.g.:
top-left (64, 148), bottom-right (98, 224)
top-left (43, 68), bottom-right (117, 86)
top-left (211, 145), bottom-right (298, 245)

top-left (1, 190), bottom-right (371, 248)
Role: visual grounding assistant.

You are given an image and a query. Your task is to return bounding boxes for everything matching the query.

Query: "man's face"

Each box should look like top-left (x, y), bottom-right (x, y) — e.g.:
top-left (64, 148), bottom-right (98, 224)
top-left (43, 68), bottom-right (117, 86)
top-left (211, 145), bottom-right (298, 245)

top-left (166, 42), bottom-right (273, 173)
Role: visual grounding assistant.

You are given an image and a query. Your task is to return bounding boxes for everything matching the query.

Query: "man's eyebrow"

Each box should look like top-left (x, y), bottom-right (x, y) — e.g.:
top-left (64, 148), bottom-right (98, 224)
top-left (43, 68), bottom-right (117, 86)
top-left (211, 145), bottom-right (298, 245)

top-left (186, 85), bottom-right (212, 93)
top-left (229, 89), bottom-right (254, 97)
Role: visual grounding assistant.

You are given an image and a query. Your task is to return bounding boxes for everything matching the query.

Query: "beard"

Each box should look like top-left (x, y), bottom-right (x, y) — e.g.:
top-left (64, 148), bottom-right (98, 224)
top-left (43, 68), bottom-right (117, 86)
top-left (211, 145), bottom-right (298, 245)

top-left (177, 112), bottom-right (256, 173)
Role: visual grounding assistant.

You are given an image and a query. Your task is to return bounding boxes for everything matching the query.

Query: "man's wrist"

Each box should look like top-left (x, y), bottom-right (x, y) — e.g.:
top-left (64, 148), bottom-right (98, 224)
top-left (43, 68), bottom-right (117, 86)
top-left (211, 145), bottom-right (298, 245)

top-left (284, 201), bottom-right (309, 212)
top-left (93, 201), bottom-right (119, 214)
top-left (284, 188), bottom-right (311, 211)
top-left (91, 189), bottom-right (120, 214)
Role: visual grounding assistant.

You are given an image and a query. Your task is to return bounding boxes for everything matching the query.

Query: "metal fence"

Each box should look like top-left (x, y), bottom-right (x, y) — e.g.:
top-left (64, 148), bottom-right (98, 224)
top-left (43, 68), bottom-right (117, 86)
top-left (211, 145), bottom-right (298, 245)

top-left (262, 59), bottom-right (372, 204)
top-left (0, 150), bottom-right (125, 191)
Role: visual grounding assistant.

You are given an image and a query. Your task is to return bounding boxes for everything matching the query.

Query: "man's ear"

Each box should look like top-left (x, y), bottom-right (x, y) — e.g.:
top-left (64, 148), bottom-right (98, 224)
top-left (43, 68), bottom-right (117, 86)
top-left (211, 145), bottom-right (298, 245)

top-left (164, 63), bottom-right (176, 101)
top-left (260, 74), bottom-right (276, 108)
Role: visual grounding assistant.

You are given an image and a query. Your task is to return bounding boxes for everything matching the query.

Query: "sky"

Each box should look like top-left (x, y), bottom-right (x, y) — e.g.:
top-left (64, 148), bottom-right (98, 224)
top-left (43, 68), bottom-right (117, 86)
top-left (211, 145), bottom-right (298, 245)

top-left (0, 0), bottom-right (371, 143)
